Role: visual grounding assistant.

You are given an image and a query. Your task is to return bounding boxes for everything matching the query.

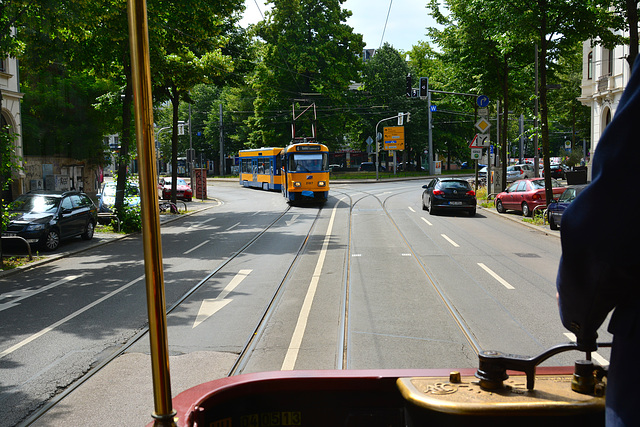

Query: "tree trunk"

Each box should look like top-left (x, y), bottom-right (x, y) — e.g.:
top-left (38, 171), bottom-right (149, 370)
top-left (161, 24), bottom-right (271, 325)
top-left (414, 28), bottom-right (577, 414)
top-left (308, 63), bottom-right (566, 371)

top-left (626, 0), bottom-right (639, 71)
top-left (170, 88), bottom-right (180, 205)
top-left (539, 0), bottom-right (554, 205)
top-left (115, 64), bottom-right (133, 212)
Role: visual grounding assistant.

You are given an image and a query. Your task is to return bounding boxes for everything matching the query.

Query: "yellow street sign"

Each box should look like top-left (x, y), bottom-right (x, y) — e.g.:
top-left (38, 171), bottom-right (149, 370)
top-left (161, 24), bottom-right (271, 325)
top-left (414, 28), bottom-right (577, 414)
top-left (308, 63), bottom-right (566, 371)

top-left (475, 118), bottom-right (491, 133)
top-left (383, 126), bottom-right (405, 151)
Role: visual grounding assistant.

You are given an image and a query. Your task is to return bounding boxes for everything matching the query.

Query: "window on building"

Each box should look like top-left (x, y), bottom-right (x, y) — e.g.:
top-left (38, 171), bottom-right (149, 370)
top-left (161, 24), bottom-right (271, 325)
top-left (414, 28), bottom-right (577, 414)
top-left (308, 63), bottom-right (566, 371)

top-left (0, 58), bottom-right (5, 73)
top-left (608, 48), bottom-right (614, 75)
top-left (587, 52), bottom-right (593, 79)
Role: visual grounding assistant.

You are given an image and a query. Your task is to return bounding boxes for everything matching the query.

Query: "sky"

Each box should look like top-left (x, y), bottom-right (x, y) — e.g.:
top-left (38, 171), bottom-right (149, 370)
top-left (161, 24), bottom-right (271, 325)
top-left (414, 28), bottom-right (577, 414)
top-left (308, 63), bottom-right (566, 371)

top-left (240, 0), bottom-right (442, 53)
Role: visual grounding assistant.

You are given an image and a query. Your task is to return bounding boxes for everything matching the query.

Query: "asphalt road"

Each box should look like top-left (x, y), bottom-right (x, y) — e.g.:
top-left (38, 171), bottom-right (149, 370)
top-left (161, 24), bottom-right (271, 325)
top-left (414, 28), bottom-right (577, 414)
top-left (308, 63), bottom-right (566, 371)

top-left (0, 179), bottom-right (613, 426)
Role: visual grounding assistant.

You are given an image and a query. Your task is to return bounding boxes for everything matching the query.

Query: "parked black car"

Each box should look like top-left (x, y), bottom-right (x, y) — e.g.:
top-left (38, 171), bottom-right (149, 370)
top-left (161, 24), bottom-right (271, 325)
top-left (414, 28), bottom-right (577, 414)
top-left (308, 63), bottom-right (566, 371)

top-left (546, 184), bottom-right (589, 230)
top-left (422, 178), bottom-right (477, 216)
top-left (4, 191), bottom-right (98, 251)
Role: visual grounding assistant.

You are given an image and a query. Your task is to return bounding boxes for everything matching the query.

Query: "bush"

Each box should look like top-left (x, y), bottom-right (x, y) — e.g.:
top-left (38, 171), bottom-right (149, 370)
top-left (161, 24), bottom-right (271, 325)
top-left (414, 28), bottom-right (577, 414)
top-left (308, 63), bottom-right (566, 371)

top-left (117, 205), bottom-right (142, 233)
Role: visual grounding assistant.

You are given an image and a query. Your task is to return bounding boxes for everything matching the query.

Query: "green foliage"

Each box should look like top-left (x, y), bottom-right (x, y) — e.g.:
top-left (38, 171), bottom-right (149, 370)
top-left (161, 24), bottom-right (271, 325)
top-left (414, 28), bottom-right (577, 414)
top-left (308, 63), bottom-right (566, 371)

top-left (21, 65), bottom-right (117, 163)
top-left (116, 204), bottom-right (142, 234)
top-left (250, 0), bottom-right (365, 149)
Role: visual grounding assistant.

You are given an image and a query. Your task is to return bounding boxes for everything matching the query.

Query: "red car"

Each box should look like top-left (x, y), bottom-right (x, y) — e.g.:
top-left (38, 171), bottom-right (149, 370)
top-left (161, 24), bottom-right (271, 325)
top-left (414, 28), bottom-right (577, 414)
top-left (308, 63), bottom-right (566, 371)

top-left (495, 178), bottom-right (566, 217)
top-left (158, 177), bottom-right (193, 202)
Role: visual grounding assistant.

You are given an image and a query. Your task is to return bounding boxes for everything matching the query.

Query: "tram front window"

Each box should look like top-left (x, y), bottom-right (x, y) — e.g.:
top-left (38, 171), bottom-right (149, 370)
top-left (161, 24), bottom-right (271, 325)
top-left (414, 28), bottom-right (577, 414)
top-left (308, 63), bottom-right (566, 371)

top-left (290, 153), bottom-right (327, 172)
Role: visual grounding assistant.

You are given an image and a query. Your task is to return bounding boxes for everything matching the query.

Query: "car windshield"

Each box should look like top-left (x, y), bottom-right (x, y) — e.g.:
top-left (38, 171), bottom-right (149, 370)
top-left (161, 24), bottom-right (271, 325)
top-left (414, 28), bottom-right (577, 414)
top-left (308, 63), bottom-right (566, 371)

top-left (439, 181), bottom-right (470, 191)
top-left (530, 179), bottom-right (561, 189)
top-left (9, 195), bottom-right (60, 213)
top-left (103, 183), bottom-right (139, 197)
top-left (290, 153), bottom-right (326, 172)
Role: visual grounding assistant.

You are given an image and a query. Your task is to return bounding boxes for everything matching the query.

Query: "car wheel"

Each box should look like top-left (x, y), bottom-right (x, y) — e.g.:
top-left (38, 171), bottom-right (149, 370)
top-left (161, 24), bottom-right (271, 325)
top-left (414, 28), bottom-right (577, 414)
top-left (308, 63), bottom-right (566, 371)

top-left (421, 196), bottom-right (427, 210)
top-left (43, 229), bottom-right (60, 251)
top-left (549, 214), bottom-right (559, 230)
top-left (428, 198), bottom-right (437, 215)
top-left (82, 221), bottom-right (95, 240)
top-left (522, 202), bottom-right (531, 217)
top-left (468, 207), bottom-right (476, 217)
top-left (496, 199), bottom-right (505, 213)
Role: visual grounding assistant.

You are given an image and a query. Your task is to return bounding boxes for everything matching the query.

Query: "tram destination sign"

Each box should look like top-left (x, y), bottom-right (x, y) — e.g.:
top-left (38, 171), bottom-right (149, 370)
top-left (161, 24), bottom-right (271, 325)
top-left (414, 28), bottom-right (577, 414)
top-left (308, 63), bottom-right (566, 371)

top-left (296, 145), bottom-right (322, 151)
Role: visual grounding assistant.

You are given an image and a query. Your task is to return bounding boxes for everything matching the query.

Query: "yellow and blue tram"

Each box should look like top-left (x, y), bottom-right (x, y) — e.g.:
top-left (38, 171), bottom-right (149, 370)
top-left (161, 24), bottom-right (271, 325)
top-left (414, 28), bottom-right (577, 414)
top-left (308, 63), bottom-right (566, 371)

top-left (281, 142), bottom-right (329, 203)
top-left (238, 147), bottom-right (285, 191)
top-left (239, 142), bottom-right (329, 203)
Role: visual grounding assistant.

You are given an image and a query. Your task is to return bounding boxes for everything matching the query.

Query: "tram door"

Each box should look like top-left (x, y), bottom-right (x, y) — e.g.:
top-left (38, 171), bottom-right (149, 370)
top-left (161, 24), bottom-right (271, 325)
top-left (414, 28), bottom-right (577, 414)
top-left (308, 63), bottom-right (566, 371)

top-left (252, 159), bottom-right (258, 184)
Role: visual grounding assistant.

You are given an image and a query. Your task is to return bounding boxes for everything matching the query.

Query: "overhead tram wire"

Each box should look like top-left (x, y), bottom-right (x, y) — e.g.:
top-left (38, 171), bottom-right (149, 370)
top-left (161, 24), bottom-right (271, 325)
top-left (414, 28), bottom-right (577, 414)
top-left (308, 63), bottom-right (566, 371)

top-left (379, 0), bottom-right (393, 48)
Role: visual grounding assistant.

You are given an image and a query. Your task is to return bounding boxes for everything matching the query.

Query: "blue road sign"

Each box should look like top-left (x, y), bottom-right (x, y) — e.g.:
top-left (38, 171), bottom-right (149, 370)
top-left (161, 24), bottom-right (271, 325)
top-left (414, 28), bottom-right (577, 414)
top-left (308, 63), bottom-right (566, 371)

top-left (430, 105), bottom-right (437, 112)
top-left (477, 95), bottom-right (489, 108)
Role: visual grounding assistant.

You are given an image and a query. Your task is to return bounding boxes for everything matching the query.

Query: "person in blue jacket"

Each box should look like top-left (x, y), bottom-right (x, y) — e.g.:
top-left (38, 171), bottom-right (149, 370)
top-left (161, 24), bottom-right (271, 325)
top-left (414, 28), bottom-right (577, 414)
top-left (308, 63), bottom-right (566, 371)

top-left (556, 56), bottom-right (640, 426)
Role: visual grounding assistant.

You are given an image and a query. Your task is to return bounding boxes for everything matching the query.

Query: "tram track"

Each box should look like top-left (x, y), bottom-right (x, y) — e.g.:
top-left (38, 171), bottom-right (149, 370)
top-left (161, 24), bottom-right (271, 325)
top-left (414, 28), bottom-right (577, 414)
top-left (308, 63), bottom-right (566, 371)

top-left (333, 185), bottom-right (482, 371)
top-left (21, 203), bottom-right (330, 425)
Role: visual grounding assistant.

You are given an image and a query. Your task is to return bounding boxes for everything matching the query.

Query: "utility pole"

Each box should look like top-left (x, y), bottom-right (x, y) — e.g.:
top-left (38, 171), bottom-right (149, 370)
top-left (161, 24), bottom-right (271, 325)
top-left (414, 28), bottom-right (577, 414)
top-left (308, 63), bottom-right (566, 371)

top-left (219, 103), bottom-right (224, 177)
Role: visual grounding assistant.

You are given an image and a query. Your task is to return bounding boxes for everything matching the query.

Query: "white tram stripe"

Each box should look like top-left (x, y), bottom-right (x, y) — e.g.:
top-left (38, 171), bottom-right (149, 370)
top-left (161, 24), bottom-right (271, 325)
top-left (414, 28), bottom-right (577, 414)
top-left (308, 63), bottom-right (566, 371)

top-left (281, 203), bottom-right (338, 370)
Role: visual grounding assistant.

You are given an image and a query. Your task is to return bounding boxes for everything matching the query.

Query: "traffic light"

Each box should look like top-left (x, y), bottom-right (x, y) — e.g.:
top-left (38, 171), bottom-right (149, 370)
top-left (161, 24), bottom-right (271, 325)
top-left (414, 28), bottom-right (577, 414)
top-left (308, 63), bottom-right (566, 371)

top-left (419, 77), bottom-right (428, 98)
top-left (406, 73), bottom-right (412, 97)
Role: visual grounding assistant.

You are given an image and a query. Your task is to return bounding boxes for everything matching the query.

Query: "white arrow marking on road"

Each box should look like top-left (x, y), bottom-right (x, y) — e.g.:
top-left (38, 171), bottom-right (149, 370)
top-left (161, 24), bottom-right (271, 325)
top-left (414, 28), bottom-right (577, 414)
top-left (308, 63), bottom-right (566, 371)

top-left (192, 269), bottom-right (252, 328)
top-left (286, 214), bottom-right (300, 226)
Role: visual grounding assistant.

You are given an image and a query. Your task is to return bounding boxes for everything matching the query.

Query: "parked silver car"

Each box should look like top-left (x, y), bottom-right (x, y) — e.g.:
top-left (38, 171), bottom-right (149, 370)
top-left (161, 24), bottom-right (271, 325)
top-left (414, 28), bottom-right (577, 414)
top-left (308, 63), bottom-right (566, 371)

top-left (506, 164), bottom-right (536, 182)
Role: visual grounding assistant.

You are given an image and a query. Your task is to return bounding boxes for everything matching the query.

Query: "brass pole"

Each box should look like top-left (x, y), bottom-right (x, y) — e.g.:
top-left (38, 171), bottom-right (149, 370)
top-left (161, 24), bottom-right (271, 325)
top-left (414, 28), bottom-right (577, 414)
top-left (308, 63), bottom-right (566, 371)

top-left (126, 0), bottom-right (176, 425)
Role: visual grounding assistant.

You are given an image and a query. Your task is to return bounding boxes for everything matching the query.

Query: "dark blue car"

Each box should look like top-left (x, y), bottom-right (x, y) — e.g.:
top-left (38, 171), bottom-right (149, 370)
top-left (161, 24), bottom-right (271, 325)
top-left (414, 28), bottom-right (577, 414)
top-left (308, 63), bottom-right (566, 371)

top-left (547, 184), bottom-right (589, 230)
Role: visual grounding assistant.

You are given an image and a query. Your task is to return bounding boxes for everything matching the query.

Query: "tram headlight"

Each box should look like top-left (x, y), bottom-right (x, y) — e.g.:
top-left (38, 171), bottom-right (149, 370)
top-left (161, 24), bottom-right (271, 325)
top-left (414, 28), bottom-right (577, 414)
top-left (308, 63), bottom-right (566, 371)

top-left (293, 181), bottom-right (301, 187)
top-left (318, 181), bottom-right (326, 187)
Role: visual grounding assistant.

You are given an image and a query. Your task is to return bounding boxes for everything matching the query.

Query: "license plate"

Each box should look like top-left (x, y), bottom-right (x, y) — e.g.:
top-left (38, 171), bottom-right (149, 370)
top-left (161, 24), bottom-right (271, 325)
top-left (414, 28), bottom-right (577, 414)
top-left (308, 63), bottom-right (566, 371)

top-left (450, 201), bottom-right (462, 206)
top-left (2, 232), bottom-right (16, 237)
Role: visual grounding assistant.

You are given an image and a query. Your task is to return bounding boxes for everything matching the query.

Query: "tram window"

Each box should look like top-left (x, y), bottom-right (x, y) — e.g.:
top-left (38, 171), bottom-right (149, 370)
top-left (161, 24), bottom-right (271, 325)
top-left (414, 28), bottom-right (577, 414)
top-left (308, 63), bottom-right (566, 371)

top-left (241, 159), bottom-right (252, 174)
top-left (290, 153), bottom-right (326, 172)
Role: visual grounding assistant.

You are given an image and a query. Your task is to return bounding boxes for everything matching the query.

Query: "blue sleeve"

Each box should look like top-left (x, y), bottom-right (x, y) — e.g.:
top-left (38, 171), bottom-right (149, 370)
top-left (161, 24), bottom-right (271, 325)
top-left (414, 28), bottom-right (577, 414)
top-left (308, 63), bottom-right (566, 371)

top-left (556, 56), bottom-right (640, 350)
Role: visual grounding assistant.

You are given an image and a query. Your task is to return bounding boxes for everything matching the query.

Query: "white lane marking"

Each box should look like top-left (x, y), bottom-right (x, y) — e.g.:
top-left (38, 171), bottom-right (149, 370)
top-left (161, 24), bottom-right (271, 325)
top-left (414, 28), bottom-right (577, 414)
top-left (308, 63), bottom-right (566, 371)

top-left (0, 276), bottom-right (144, 360)
top-left (184, 240), bottom-right (209, 255)
top-left (563, 333), bottom-right (609, 366)
top-left (193, 270), bottom-right (252, 328)
top-left (441, 234), bottom-right (460, 248)
top-left (281, 204), bottom-right (338, 370)
top-left (227, 222), bottom-right (241, 231)
top-left (477, 263), bottom-right (515, 290)
top-left (408, 207), bottom-right (416, 213)
top-left (421, 217), bottom-right (433, 226)
top-left (0, 275), bottom-right (82, 312)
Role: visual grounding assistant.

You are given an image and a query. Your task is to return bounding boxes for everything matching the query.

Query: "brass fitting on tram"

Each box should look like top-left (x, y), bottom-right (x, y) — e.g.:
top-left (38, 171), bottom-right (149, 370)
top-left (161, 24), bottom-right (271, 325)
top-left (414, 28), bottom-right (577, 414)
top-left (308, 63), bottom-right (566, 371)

top-left (475, 342), bottom-right (610, 394)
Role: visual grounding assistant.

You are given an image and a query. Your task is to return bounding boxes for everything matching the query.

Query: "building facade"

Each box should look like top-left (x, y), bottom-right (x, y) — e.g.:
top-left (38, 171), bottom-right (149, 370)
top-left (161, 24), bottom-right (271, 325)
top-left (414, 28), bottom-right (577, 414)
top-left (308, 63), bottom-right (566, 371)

top-left (578, 39), bottom-right (633, 166)
top-left (0, 52), bottom-right (25, 200)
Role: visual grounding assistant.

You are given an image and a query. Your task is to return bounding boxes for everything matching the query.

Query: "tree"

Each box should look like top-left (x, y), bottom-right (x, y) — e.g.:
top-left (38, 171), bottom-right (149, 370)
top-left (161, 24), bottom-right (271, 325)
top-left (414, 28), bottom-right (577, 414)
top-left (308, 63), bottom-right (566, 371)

top-left (150, 0), bottom-right (243, 203)
top-left (250, 0), bottom-right (365, 150)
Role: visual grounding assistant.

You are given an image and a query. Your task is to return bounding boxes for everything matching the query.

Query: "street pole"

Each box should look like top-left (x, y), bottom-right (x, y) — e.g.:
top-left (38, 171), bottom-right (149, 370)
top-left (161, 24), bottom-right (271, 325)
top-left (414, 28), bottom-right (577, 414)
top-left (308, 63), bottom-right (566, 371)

top-left (534, 44), bottom-right (540, 177)
top-left (427, 81), bottom-right (434, 175)
top-left (219, 103), bottom-right (224, 177)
